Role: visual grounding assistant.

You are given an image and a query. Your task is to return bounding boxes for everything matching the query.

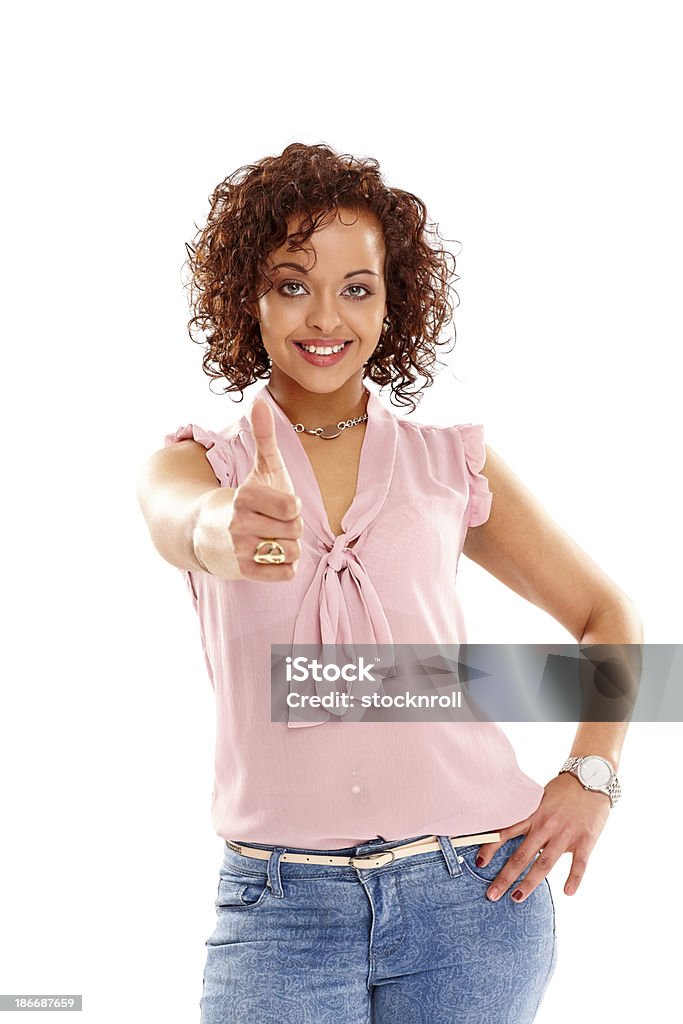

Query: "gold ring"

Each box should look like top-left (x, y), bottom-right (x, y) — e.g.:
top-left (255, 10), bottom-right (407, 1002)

top-left (253, 540), bottom-right (286, 564)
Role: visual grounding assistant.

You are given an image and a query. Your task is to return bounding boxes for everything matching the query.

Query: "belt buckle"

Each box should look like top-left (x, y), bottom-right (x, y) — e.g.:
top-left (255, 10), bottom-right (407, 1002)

top-left (349, 849), bottom-right (395, 869)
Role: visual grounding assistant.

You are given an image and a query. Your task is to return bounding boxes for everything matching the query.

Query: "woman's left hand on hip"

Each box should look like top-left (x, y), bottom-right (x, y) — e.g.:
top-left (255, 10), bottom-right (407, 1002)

top-left (476, 772), bottom-right (612, 902)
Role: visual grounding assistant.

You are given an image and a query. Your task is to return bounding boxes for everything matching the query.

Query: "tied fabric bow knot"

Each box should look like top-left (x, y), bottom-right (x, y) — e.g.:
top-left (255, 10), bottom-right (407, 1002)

top-left (325, 532), bottom-right (351, 572)
top-left (286, 533), bottom-right (395, 728)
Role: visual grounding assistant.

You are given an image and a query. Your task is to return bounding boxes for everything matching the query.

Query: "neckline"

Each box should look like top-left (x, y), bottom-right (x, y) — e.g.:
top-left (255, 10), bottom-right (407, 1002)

top-left (255, 381), bottom-right (395, 546)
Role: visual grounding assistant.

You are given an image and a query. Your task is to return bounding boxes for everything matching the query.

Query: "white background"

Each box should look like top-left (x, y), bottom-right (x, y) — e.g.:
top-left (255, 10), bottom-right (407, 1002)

top-left (1, 1), bottom-right (680, 1021)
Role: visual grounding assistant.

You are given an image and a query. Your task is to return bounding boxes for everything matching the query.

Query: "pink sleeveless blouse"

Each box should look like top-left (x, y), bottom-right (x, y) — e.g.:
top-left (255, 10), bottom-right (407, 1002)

top-left (164, 382), bottom-right (544, 848)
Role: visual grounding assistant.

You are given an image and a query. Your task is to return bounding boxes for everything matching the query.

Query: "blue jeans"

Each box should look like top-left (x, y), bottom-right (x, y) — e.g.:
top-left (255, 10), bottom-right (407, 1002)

top-left (200, 831), bottom-right (557, 1023)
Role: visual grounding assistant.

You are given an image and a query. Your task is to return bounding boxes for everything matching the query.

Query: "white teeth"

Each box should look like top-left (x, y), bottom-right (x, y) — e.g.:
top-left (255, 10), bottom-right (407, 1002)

top-left (299, 342), bottom-right (348, 355)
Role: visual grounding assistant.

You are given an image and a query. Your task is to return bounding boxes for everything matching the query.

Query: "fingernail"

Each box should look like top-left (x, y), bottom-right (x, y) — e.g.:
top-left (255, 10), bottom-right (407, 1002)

top-left (512, 889), bottom-right (524, 901)
top-left (475, 856), bottom-right (484, 867)
top-left (487, 887), bottom-right (498, 900)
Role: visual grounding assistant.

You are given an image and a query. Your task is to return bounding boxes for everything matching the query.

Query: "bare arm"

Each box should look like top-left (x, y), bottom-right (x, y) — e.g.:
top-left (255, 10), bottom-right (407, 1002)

top-left (462, 443), bottom-right (643, 768)
top-left (136, 439), bottom-right (237, 575)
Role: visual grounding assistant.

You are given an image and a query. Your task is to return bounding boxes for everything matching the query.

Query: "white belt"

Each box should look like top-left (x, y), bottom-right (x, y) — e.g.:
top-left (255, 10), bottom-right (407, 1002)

top-left (227, 831), bottom-right (501, 870)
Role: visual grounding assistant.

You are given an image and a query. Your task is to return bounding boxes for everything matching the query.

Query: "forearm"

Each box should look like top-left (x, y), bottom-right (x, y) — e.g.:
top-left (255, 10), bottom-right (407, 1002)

top-left (141, 482), bottom-right (231, 574)
top-left (568, 598), bottom-right (644, 771)
top-left (192, 486), bottom-right (243, 580)
top-left (569, 722), bottom-right (628, 772)
top-left (137, 444), bottom-right (240, 576)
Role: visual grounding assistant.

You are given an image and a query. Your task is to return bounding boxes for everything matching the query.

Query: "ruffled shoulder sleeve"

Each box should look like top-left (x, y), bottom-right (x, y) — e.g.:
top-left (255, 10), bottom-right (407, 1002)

top-left (455, 423), bottom-right (493, 527)
top-left (164, 423), bottom-right (235, 488)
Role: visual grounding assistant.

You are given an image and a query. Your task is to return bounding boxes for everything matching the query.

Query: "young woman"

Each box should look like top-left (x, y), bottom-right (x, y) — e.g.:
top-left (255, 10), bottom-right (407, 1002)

top-left (137, 142), bottom-right (642, 1023)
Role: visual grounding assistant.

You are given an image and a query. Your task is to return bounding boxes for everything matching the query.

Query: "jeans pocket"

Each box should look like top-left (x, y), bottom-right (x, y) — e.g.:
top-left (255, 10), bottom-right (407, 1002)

top-left (215, 874), bottom-right (270, 910)
top-left (458, 833), bottom-right (527, 885)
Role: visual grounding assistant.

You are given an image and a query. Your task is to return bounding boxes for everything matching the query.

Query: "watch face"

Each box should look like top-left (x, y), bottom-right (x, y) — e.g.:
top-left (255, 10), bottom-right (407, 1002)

top-left (578, 756), bottom-right (612, 789)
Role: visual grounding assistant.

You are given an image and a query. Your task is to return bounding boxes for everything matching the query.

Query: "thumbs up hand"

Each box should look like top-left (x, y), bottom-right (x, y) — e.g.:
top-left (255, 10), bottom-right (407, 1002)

top-left (227, 399), bottom-right (304, 581)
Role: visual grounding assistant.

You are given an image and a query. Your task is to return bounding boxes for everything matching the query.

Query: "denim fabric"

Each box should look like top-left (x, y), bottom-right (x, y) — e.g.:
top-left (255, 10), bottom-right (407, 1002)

top-left (200, 831), bottom-right (557, 1023)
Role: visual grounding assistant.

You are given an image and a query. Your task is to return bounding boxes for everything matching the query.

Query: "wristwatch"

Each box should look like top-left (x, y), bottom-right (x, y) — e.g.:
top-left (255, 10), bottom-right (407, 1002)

top-left (559, 754), bottom-right (622, 808)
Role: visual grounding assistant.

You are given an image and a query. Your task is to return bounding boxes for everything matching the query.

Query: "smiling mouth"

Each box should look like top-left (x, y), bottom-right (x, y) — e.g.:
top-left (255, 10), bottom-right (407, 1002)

top-left (294, 340), bottom-right (353, 355)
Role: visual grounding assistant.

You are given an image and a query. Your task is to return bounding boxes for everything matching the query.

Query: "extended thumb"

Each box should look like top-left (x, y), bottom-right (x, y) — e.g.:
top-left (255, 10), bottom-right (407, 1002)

top-left (249, 399), bottom-right (296, 494)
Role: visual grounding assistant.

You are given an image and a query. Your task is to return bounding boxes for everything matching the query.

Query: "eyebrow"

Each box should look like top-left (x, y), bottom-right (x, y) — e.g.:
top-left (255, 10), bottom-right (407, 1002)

top-left (270, 261), bottom-right (379, 279)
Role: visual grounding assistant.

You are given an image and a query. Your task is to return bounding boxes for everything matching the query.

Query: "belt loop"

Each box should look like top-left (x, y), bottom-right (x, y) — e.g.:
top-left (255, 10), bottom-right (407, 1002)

top-left (266, 847), bottom-right (285, 898)
top-left (437, 835), bottom-right (463, 878)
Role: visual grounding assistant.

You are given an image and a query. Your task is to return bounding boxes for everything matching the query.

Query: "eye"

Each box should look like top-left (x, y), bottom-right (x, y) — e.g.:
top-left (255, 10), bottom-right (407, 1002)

top-left (345, 284), bottom-right (372, 300)
top-left (279, 280), bottom-right (306, 297)
top-left (278, 281), bottom-right (372, 301)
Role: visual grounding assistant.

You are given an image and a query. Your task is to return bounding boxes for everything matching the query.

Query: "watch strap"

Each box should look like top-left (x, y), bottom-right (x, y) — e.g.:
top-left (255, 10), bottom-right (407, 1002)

top-left (606, 775), bottom-right (622, 806)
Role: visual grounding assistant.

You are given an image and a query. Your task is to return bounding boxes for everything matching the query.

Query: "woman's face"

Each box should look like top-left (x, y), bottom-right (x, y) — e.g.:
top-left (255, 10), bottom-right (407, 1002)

top-left (253, 207), bottom-right (388, 395)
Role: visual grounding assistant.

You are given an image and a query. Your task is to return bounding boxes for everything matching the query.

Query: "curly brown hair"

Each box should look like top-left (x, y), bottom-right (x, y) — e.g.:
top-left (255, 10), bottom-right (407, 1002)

top-left (183, 142), bottom-right (461, 412)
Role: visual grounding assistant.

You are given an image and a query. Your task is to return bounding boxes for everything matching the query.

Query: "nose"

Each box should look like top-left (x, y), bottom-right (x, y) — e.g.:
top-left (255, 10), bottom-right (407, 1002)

top-left (305, 293), bottom-right (345, 334)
